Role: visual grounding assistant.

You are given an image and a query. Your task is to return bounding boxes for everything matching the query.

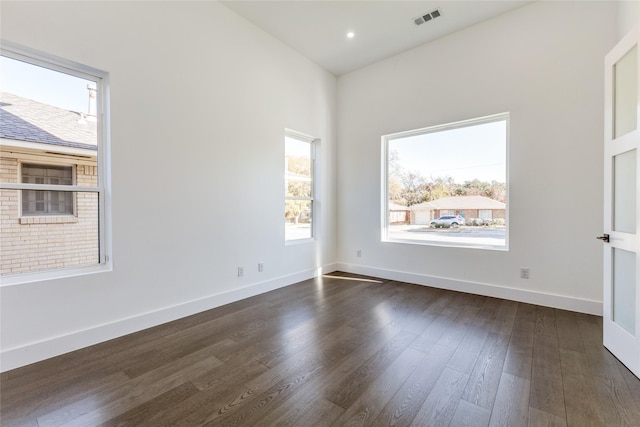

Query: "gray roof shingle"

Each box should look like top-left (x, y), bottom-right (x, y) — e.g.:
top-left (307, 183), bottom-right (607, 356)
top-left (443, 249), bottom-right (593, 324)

top-left (0, 92), bottom-right (97, 150)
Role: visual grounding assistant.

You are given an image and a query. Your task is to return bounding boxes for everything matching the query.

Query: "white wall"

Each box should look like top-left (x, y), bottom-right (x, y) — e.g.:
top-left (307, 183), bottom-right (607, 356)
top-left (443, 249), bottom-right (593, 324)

top-left (0, 1), bottom-right (337, 371)
top-left (618, 0), bottom-right (640, 38)
top-left (336, 1), bottom-right (618, 314)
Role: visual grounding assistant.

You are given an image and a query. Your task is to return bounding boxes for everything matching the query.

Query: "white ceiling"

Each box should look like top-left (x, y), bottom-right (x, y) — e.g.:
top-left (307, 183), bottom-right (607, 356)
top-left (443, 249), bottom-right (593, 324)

top-left (221, 1), bottom-right (533, 76)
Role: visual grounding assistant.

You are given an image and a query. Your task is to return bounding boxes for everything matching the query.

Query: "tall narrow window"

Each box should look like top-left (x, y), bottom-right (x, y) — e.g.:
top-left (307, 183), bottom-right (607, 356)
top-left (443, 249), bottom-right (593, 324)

top-left (383, 113), bottom-right (508, 250)
top-left (285, 131), bottom-right (315, 241)
top-left (0, 44), bottom-right (110, 281)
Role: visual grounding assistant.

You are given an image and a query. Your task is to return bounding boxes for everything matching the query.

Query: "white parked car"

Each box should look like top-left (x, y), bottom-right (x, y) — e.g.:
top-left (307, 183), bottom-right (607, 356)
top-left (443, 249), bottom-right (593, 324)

top-left (430, 215), bottom-right (465, 228)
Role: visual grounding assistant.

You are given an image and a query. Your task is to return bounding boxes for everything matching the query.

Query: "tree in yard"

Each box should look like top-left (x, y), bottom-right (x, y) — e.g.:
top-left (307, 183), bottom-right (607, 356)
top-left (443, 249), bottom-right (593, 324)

top-left (388, 161), bottom-right (506, 206)
top-left (285, 156), bottom-right (311, 223)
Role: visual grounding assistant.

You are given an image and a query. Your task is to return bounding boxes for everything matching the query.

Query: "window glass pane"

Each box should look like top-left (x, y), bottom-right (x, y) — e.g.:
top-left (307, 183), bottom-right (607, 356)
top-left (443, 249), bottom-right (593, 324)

top-left (614, 45), bottom-right (637, 139)
top-left (613, 149), bottom-right (636, 234)
top-left (285, 133), bottom-right (314, 241)
top-left (285, 136), bottom-right (311, 177)
top-left (285, 200), bottom-right (312, 241)
top-left (286, 179), bottom-right (311, 198)
top-left (1, 56), bottom-right (99, 187)
top-left (0, 50), bottom-right (106, 279)
top-left (385, 115), bottom-right (508, 249)
top-left (0, 190), bottom-right (99, 275)
top-left (613, 247), bottom-right (636, 334)
top-left (22, 190), bottom-right (74, 216)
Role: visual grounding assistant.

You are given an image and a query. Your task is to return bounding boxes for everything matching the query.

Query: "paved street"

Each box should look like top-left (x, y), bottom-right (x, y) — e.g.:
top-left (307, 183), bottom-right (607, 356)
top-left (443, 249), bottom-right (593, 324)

top-left (387, 225), bottom-right (506, 247)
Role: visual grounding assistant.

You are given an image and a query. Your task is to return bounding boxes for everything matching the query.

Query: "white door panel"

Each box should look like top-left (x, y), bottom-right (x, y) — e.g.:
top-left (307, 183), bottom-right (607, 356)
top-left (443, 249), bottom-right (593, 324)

top-left (603, 26), bottom-right (640, 379)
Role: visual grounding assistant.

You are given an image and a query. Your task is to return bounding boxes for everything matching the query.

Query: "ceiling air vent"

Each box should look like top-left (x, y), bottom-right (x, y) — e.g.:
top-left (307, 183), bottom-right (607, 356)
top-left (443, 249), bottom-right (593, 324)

top-left (413, 9), bottom-right (442, 26)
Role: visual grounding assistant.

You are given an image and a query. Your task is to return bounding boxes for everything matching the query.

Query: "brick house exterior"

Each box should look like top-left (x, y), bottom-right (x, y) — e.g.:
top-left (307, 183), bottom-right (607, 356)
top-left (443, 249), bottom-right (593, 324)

top-left (410, 195), bottom-right (506, 225)
top-left (0, 93), bottom-right (98, 276)
top-left (388, 202), bottom-right (410, 224)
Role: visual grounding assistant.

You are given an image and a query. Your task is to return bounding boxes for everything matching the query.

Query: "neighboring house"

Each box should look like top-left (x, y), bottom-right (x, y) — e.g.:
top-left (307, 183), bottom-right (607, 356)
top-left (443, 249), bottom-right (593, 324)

top-left (410, 195), bottom-right (506, 225)
top-left (0, 92), bottom-right (98, 275)
top-left (405, 200), bottom-right (436, 225)
top-left (388, 202), bottom-right (410, 224)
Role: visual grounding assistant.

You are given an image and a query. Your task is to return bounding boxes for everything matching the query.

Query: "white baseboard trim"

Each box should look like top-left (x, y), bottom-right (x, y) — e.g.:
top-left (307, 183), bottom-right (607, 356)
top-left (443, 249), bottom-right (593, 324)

top-left (335, 263), bottom-right (603, 316)
top-left (1, 267), bottom-right (324, 372)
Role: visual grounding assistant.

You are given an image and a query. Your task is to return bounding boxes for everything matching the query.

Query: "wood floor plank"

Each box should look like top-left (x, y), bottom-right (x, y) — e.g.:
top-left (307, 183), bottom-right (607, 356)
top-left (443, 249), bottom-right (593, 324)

top-left (490, 299), bottom-right (518, 336)
top-left (503, 330), bottom-right (534, 380)
top-left (324, 330), bottom-right (417, 409)
top-left (245, 324), bottom-right (360, 394)
top-left (530, 334), bottom-right (565, 418)
top-left (146, 381), bottom-right (253, 426)
top-left (409, 367), bottom-right (470, 426)
top-left (616, 359), bottom-right (640, 410)
top-left (0, 371), bottom-right (131, 425)
top-left (217, 360), bottom-right (326, 426)
top-left (256, 354), bottom-right (363, 426)
top-left (447, 315), bottom-right (493, 375)
top-left (593, 375), bottom-right (640, 426)
top-left (283, 398), bottom-right (344, 427)
top-left (46, 340), bottom-right (224, 426)
top-left (2, 273), bottom-right (639, 427)
top-left (476, 297), bottom-right (501, 321)
top-left (409, 308), bottom-right (458, 354)
top-left (488, 373), bottom-right (530, 427)
top-left (370, 344), bottom-right (456, 427)
top-left (528, 407), bottom-right (567, 427)
top-left (461, 332), bottom-right (510, 410)
top-left (95, 382), bottom-right (200, 427)
top-left (435, 305), bottom-right (481, 351)
top-left (511, 303), bottom-right (537, 336)
top-left (450, 399), bottom-right (492, 427)
top-left (533, 306), bottom-right (557, 338)
top-left (331, 347), bottom-right (423, 426)
top-left (554, 309), bottom-right (584, 352)
top-left (1, 325), bottom-right (179, 411)
top-left (560, 347), bottom-right (605, 426)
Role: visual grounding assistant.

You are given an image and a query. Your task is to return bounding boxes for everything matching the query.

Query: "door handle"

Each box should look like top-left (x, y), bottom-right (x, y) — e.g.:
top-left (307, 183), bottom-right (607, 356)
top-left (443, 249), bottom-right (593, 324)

top-left (596, 234), bottom-right (610, 243)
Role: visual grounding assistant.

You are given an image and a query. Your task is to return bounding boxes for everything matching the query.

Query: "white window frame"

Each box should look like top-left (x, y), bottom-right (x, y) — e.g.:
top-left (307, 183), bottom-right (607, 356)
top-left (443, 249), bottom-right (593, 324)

top-left (285, 129), bottom-right (316, 244)
top-left (382, 113), bottom-right (509, 251)
top-left (0, 41), bottom-right (112, 285)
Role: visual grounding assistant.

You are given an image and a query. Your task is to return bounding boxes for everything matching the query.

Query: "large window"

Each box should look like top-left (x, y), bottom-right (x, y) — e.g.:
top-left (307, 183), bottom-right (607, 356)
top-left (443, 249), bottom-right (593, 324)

top-left (383, 113), bottom-right (508, 250)
top-left (285, 131), bottom-right (315, 241)
top-left (0, 43), bottom-right (110, 282)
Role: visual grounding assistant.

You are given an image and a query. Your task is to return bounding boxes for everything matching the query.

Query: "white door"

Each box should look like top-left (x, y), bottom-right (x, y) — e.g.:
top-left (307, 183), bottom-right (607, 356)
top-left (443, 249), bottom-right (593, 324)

top-left (603, 26), bottom-right (640, 379)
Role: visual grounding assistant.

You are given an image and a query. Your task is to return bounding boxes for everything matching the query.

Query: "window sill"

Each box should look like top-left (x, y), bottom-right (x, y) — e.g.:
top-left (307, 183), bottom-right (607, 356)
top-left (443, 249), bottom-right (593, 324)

top-left (0, 261), bottom-right (112, 287)
top-left (285, 237), bottom-right (315, 246)
top-left (19, 215), bottom-right (78, 225)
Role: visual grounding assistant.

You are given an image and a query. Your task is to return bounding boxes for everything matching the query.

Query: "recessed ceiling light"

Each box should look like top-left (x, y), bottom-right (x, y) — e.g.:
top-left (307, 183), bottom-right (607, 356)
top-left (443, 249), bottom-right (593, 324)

top-left (346, 31), bottom-right (355, 39)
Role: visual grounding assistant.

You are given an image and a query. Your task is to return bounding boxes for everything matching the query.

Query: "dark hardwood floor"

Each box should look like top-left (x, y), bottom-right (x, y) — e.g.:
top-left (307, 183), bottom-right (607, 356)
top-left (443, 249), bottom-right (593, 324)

top-left (2, 272), bottom-right (640, 426)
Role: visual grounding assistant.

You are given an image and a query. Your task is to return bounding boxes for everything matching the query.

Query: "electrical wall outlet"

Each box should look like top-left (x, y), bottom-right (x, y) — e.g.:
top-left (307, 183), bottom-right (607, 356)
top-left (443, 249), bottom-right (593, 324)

top-left (357, 249), bottom-right (362, 258)
top-left (238, 266), bottom-right (244, 277)
top-left (258, 263), bottom-right (264, 272)
top-left (520, 268), bottom-right (529, 279)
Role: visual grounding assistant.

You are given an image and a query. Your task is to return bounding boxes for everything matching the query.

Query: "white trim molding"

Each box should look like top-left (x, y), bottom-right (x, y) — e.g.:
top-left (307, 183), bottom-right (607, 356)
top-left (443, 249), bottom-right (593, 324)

top-left (335, 263), bottom-right (602, 316)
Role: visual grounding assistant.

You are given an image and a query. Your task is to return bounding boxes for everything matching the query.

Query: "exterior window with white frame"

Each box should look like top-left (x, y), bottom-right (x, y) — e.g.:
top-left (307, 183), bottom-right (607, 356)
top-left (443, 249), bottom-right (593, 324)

top-left (21, 163), bottom-right (74, 215)
top-left (0, 44), bottom-right (110, 281)
top-left (285, 131), bottom-right (315, 241)
top-left (383, 113), bottom-right (508, 250)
